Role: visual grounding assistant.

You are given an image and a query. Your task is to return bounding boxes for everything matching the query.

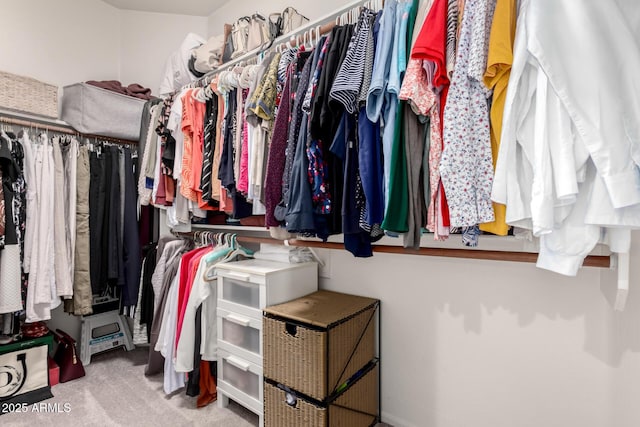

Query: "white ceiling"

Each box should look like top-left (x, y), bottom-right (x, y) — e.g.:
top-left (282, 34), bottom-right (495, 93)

top-left (102, 0), bottom-right (228, 16)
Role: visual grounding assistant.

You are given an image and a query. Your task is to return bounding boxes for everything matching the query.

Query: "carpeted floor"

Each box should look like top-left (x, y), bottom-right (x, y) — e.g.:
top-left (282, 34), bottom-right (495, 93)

top-left (1, 347), bottom-right (258, 427)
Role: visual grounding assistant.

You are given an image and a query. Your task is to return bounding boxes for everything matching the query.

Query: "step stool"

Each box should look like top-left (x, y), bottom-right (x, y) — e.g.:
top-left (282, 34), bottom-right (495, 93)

top-left (80, 310), bottom-right (134, 365)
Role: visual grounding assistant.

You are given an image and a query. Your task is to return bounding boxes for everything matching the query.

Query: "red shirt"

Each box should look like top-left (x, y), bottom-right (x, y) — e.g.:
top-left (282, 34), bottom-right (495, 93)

top-left (175, 247), bottom-right (210, 348)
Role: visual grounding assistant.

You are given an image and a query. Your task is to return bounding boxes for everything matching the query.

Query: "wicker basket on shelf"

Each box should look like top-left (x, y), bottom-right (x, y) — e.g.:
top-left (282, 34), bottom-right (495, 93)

top-left (0, 70), bottom-right (59, 118)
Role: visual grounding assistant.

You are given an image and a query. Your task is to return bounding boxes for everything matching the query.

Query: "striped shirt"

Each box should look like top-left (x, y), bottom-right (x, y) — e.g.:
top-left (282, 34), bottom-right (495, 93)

top-left (329, 9), bottom-right (376, 114)
top-left (446, 0), bottom-right (459, 75)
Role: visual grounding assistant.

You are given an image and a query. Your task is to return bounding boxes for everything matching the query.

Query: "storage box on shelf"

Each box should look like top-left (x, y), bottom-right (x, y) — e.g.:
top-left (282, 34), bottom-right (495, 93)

top-left (262, 290), bottom-right (380, 427)
top-left (215, 259), bottom-right (318, 427)
top-left (0, 70), bottom-right (58, 119)
top-left (60, 83), bottom-right (146, 140)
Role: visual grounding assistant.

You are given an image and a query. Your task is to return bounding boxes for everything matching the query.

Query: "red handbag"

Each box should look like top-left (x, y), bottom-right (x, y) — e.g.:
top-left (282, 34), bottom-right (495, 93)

top-left (52, 329), bottom-right (86, 383)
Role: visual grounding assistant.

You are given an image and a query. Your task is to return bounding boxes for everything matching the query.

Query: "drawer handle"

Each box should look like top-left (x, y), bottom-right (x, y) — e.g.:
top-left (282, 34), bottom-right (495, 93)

top-left (225, 355), bottom-right (251, 372)
top-left (226, 314), bottom-right (251, 327)
top-left (226, 272), bottom-right (251, 282)
top-left (285, 323), bottom-right (298, 337)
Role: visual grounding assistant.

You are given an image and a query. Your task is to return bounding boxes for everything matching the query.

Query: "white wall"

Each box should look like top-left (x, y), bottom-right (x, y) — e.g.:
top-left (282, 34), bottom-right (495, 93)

top-left (315, 244), bottom-right (634, 427)
top-left (207, 0), bottom-right (350, 37)
top-left (0, 0), bottom-right (121, 91)
top-left (119, 10), bottom-right (207, 95)
top-left (0, 0), bottom-right (208, 105)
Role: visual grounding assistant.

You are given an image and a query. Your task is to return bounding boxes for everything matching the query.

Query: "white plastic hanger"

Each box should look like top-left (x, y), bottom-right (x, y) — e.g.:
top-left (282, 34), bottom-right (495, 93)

top-left (192, 87), bottom-right (207, 102)
top-left (221, 235), bottom-right (254, 262)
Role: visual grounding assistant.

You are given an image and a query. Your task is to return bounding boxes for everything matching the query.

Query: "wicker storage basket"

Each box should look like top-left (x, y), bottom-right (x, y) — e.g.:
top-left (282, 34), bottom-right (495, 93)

top-left (263, 290), bottom-right (378, 401)
top-left (264, 361), bottom-right (379, 427)
top-left (0, 70), bottom-right (58, 118)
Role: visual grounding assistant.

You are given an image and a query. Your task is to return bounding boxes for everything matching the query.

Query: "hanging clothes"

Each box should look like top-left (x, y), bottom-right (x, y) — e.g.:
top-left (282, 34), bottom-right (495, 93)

top-left (366, 0), bottom-right (398, 123)
top-left (25, 134), bottom-right (56, 321)
top-left (0, 132), bottom-right (24, 316)
top-left (132, 242), bottom-right (159, 345)
top-left (104, 146), bottom-right (122, 286)
top-left (122, 147), bottom-right (142, 308)
top-left (156, 267), bottom-right (186, 394)
top-left (175, 247), bottom-right (219, 373)
top-left (68, 144), bottom-right (93, 315)
top-left (52, 137), bottom-right (74, 299)
top-left (311, 24), bottom-right (354, 144)
top-left (479, 0), bottom-right (516, 236)
top-left (411, 0), bottom-right (451, 240)
top-left (439, 0), bottom-right (497, 247)
top-left (146, 239), bottom-right (192, 376)
top-left (381, 0), bottom-right (415, 234)
top-left (20, 131), bottom-right (35, 296)
top-left (492, 0), bottom-right (640, 275)
top-left (283, 52), bottom-right (314, 233)
top-left (89, 148), bottom-right (106, 293)
top-left (200, 90), bottom-right (219, 205)
top-left (264, 62), bottom-right (294, 228)
top-left (306, 36), bottom-right (333, 221)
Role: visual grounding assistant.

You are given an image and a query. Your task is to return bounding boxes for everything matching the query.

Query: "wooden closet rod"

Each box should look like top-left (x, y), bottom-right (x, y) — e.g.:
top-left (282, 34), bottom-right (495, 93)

top-left (0, 115), bottom-right (138, 146)
top-left (235, 235), bottom-right (611, 268)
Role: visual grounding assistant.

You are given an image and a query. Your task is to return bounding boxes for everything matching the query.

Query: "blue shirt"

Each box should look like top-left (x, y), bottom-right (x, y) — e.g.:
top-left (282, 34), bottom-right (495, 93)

top-left (366, 0), bottom-right (398, 122)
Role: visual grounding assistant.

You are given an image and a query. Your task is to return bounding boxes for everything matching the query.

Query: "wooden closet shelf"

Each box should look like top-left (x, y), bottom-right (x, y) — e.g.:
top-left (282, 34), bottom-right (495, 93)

top-left (234, 235), bottom-right (611, 268)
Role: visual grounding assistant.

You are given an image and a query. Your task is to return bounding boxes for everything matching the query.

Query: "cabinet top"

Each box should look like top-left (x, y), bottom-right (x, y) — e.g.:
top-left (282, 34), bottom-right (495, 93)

top-left (215, 259), bottom-right (317, 275)
top-left (264, 290), bottom-right (379, 329)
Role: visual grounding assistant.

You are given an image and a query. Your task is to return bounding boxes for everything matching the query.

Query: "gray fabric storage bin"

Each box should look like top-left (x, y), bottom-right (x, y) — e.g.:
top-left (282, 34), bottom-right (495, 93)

top-left (61, 83), bottom-right (145, 140)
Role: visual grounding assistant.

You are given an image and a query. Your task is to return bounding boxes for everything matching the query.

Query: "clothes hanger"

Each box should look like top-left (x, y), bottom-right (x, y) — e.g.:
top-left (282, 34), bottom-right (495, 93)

top-left (304, 31), bottom-right (313, 49)
top-left (202, 231), bottom-right (209, 247)
top-left (193, 86), bottom-right (207, 102)
top-left (309, 28), bottom-right (316, 48)
top-left (207, 231), bottom-right (215, 247)
top-left (221, 235), bottom-right (255, 262)
top-left (203, 233), bottom-right (236, 280)
top-left (202, 83), bottom-right (213, 100)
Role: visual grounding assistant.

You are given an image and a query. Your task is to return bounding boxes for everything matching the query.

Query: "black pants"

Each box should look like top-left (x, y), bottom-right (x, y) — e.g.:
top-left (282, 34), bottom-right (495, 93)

top-left (122, 148), bottom-right (141, 307)
top-left (89, 151), bottom-right (106, 294)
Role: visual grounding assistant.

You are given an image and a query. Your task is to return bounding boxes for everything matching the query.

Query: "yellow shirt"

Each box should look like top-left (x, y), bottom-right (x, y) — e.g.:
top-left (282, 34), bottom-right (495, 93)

top-left (480, 0), bottom-right (516, 236)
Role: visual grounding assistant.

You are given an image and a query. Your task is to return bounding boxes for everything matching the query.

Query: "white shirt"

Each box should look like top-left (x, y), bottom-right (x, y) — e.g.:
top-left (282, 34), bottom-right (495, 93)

top-left (158, 33), bottom-right (205, 96)
top-left (493, 0), bottom-right (640, 275)
top-left (525, 0), bottom-right (640, 209)
top-left (155, 264), bottom-right (186, 394)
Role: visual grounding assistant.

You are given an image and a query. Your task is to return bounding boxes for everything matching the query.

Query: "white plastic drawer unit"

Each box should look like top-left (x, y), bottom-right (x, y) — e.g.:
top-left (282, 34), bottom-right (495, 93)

top-left (218, 307), bottom-right (262, 365)
top-left (215, 259), bottom-right (319, 425)
top-left (217, 273), bottom-right (262, 319)
top-left (216, 259), bottom-right (318, 320)
top-left (222, 274), bottom-right (261, 307)
top-left (218, 349), bottom-right (263, 415)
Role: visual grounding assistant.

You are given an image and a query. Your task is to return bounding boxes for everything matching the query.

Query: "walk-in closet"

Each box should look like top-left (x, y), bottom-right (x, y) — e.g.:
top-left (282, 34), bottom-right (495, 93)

top-left (0, 1), bottom-right (639, 426)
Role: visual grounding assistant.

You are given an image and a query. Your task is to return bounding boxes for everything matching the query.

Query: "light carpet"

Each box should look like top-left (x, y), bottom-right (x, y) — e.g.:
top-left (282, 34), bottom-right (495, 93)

top-left (1, 347), bottom-right (258, 427)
